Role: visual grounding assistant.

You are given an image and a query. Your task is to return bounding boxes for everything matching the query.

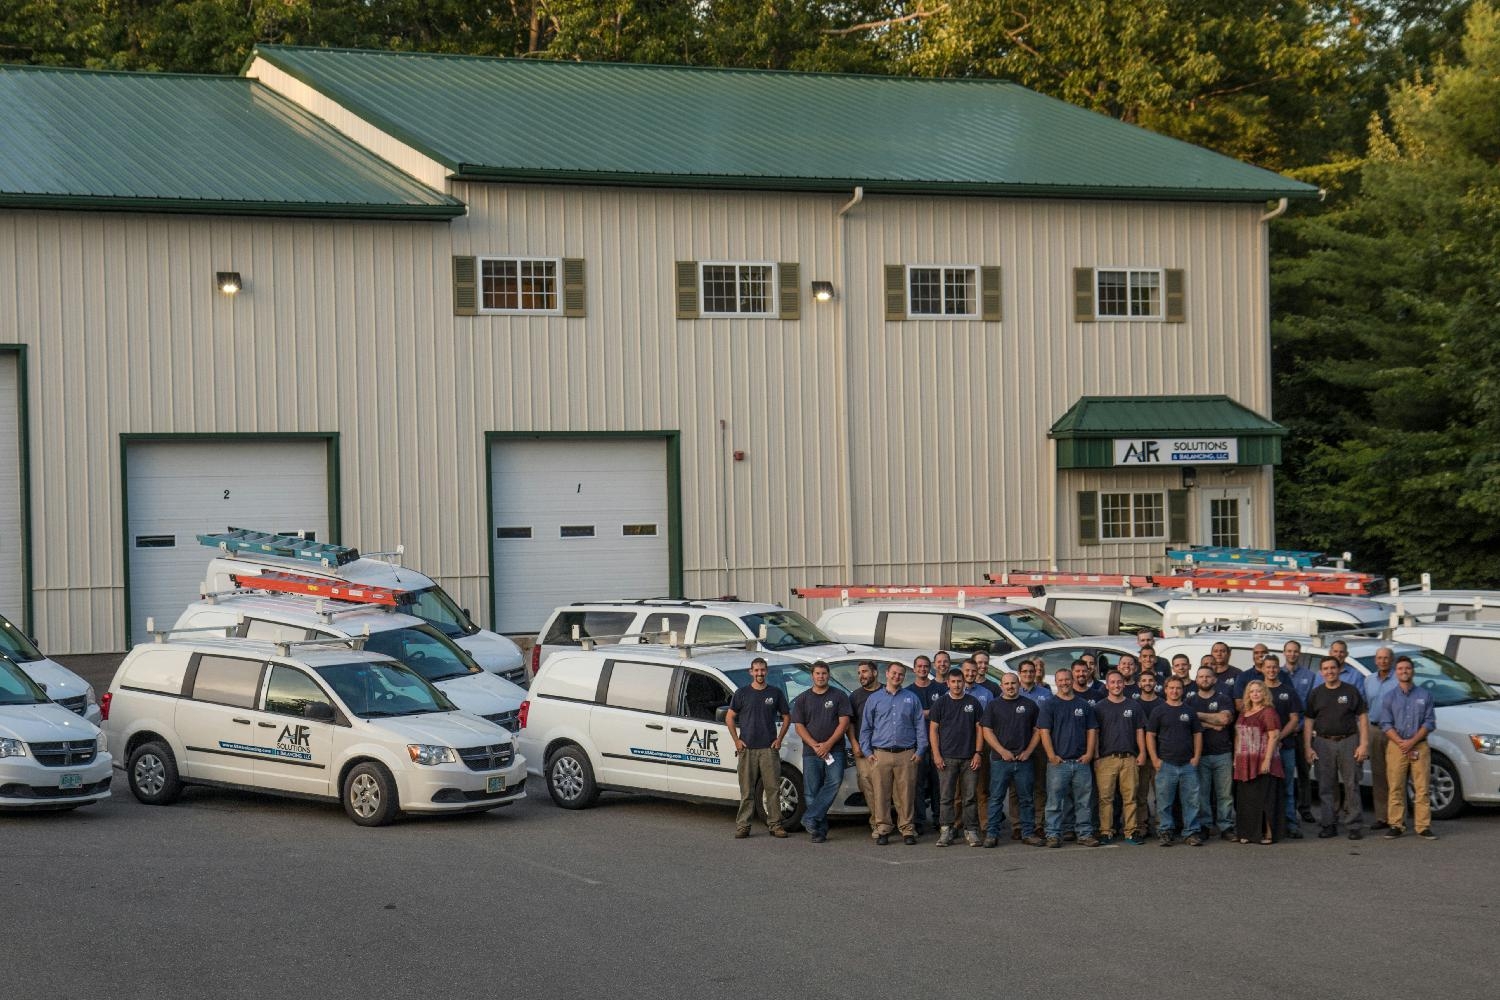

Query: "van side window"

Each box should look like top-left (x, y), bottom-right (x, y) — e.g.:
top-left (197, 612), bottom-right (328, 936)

top-left (191, 655), bottom-right (264, 708)
top-left (680, 671), bottom-right (730, 721)
top-left (242, 618), bottom-right (316, 644)
top-left (640, 612), bottom-right (690, 643)
top-left (1050, 599), bottom-right (1113, 635)
top-left (544, 610), bottom-right (636, 645)
top-left (693, 616), bottom-right (744, 645)
top-left (263, 665), bottom-right (334, 718)
top-left (1117, 602), bottom-right (1163, 636)
top-left (949, 616), bottom-right (1006, 654)
top-left (880, 612), bottom-right (943, 649)
top-left (604, 661), bottom-right (674, 713)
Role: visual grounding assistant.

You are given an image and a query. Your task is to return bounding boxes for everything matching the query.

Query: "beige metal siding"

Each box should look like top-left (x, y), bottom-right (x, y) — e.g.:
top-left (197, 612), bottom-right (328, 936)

top-left (0, 188), bottom-right (1270, 653)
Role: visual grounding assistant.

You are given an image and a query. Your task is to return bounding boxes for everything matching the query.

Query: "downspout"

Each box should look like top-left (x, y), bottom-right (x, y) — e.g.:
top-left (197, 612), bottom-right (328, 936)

top-left (1257, 196), bottom-right (1289, 543)
top-left (1259, 197), bottom-right (1289, 223)
top-left (835, 187), bottom-right (864, 583)
top-left (1048, 437), bottom-right (1059, 571)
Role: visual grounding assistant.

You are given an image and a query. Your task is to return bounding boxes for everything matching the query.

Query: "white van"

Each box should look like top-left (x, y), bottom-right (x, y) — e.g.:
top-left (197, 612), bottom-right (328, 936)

top-left (1375, 587), bottom-right (1500, 623)
top-left (174, 594), bottom-right (526, 732)
top-left (519, 645), bottom-right (866, 829)
top-left (1385, 622), bottom-right (1500, 691)
top-left (1, 613), bottom-right (103, 725)
top-left (815, 599), bottom-right (1076, 658)
top-left (105, 635), bottom-right (525, 826)
top-left (1, 654), bottom-right (113, 810)
top-left (1010, 588), bottom-right (1177, 638)
top-left (1161, 592), bottom-right (1392, 636)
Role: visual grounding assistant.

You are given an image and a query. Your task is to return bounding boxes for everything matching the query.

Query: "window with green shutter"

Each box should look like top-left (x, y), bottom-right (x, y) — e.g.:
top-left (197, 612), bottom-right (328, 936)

top-left (452, 255), bottom-right (477, 316)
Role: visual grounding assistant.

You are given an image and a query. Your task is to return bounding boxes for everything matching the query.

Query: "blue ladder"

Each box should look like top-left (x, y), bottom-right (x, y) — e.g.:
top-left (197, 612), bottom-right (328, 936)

top-left (197, 528), bottom-right (360, 568)
top-left (1164, 545), bottom-right (1329, 570)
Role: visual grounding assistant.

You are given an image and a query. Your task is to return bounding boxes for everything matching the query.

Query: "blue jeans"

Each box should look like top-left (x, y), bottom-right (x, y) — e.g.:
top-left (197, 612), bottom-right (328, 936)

top-left (988, 757), bottom-right (1036, 838)
top-left (1279, 745), bottom-right (1299, 831)
top-left (1045, 761), bottom-right (1095, 840)
top-left (801, 752), bottom-right (845, 837)
top-left (1155, 762), bottom-right (1201, 836)
top-left (1195, 752), bottom-right (1235, 833)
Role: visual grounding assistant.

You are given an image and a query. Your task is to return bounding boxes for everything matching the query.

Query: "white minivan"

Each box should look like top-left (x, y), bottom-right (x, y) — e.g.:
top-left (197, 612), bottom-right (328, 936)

top-left (1161, 592), bottom-right (1392, 636)
top-left (1, 654), bottom-right (113, 810)
top-left (2, 613), bottom-right (103, 725)
top-left (173, 594), bottom-right (526, 732)
top-left (815, 599), bottom-right (1076, 658)
top-left (105, 635), bottom-right (525, 825)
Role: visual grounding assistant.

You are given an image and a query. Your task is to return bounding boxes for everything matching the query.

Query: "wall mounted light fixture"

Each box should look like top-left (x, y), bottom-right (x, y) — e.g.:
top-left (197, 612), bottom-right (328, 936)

top-left (811, 281), bottom-right (835, 302)
top-left (216, 271), bottom-right (242, 295)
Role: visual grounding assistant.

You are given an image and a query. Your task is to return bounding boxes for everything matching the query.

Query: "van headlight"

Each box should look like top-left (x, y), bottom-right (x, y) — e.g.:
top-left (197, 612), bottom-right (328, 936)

top-left (0, 738), bottom-right (27, 758)
top-left (407, 744), bottom-right (459, 765)
top-left (86, 685), bottom-right (98, 706)
top-left (1469, 734), bottom-right (1500, 755)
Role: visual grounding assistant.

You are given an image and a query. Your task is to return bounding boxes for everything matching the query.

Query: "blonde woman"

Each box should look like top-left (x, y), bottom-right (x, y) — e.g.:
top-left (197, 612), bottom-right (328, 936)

top-left (1233, 680), bottom-right (1285, 844)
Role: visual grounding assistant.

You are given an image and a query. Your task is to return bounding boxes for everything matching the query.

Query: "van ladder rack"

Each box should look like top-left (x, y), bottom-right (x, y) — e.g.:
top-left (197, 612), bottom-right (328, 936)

top-left (275, 626), bottom-right (370, 657)
top-left (198, 528), bottom-right (361, 568)
top-left (231, 571), bottom-right (400, 607)
top-left (985, 571), bottom-right (1152, 589)
top-left (791, 585), bottom-right (1040, 608)
top-left (1156, 569), bottom-right (1380, 595)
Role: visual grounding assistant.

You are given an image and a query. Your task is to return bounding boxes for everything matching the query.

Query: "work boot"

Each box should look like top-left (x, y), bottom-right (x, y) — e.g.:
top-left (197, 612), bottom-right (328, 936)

top-left (937, 825), bottom-right (953, 847)
top-left (965, 831), bottom-right (982, 848)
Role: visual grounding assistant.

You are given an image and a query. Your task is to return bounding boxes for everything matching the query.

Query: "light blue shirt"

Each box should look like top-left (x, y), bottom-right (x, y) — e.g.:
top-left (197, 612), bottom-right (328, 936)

top-left (1363, 670), bottom-right (1401, 724)
top-left (1019, 683), bottom-right (1053, 705)
top-left (1376, 684), bottom-right (1437, 740)
top-left (1313, 664), bottom-right (1363, 691)
top-left (965, 683), bottom-right (995, 709)
top-left (860, 686), bottom-right (930, 757)
top-left (1289, 666), bottom-right (1318, 703)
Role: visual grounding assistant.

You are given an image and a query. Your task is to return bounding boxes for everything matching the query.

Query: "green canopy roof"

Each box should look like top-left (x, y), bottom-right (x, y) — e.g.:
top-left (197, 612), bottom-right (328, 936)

top-left (1050, 395), bottom-right (1285, 467)
top-left (253, 45), bottom-right (1318, 203)
top-left (0, 65), bottom-right (463, 219)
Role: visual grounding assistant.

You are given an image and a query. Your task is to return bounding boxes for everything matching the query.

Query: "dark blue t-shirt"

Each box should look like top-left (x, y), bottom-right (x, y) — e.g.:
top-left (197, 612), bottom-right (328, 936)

top-left (929, 693), bottom-right (982, 758)
top-left (1185, 687), bottom-right (1236, 756)
top-left (1265, 683), bottom-right (1304, 725)
top-left (729, 684), bottom-right (789, 749)
top-left (1148, 700), bottom-right (1203, 765)
top-left (981, 695), bottom-right (1039, 756)
top-left (1039, 696), bottom-right (1098, 760)
top-left (849, 686), bottom-right (878, 744)
top-left (790, 687), bottom-right (853, 745)
top-left (1094, 697), bottom-right (1146, 756)
top-left (1075, 680), bottom-right (1107, 705)
top-left (908, 681), bottom-right (947, 716)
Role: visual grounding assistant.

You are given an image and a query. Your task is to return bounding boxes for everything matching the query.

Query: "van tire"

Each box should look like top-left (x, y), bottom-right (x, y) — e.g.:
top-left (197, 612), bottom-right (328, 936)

top-left (127, 741), bottom-right (183, 806)
top-left (756, 762), bottom-right (806, 831)
top-left (1428, 753), bottom-right (1463, 821)
top-left (545, 745), bottom-right (599, 809)
top-left (343, 761), bottom-right (400, 827)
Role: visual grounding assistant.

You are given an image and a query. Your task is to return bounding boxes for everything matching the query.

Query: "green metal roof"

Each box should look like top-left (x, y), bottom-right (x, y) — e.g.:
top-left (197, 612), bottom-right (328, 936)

top-left (1050, 395), bottom-right (1285, 468)
top-left (0, 65), bottom-right (463, 219)
top-left (252, 45), bottom-right (1318, 203)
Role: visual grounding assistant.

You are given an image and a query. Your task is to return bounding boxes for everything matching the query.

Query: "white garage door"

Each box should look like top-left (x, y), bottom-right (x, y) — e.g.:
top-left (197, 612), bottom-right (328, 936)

top-left (126, 439), bottom-right (330, 643)
top-left (0, 353), bottom-right (22, 623)
top-left (491, 437), bottom-right (670, 634)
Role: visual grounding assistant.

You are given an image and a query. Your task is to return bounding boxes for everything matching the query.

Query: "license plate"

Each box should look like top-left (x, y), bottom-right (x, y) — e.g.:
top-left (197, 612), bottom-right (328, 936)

top-left (487, 776), bottom-right (506, 794)
top-left (60, 773), bottom-right (82, 790)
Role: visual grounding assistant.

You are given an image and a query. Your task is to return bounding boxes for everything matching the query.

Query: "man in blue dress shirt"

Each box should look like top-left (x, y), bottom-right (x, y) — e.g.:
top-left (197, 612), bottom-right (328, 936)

top-left (861, 662), bottom-right (929, 845)
top-left (1376, 655), bottom-right (1439, 840)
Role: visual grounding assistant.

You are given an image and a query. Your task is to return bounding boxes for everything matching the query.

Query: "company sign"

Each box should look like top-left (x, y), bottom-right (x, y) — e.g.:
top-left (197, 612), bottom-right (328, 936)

top-left (1113, 438), bottom-right (1237, 465)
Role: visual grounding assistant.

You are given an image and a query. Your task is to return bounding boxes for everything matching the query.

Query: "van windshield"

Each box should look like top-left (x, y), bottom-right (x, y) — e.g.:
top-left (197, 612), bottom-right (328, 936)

top-left (0, 657), bottom-right (48, 706)
top-left (1357, 650), bottom-right (1497, 707)
top-left (0, 615), bottom-right (43, 663)
top-left (740, 611), bottom-right (833, 650)
top-left (724, 662), bottom-right (839, 702)
top-left (989, 610), bottom-right (1076, 646)
top-left (314, 660), bottom-right (457, 718)
top-left (396, 586), bottom-right (480, 638)
top-left (362, 626), bottom-right (482, 684)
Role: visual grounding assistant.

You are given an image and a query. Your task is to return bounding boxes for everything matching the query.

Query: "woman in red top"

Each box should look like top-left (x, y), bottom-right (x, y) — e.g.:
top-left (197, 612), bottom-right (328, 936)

top-left (1233, 680), bottom-right (1285, 844)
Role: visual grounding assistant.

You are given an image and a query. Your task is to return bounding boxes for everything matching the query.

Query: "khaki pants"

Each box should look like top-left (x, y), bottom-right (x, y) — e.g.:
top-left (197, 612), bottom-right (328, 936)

top-left (736, 747), bottom-right (783, 831)
top-left (1369, 728), bottom-right (1390, 824)
top-left (854, 753), bottom-right (879, 833)
top-left (966, 754), bottom-right (991, 833)
top-left (870, 749), bottom-right (918, 837)
top-left (1386, 741), bottom-right (1432, 833)
top-left (1095, 753), bottom-right (1143, 837)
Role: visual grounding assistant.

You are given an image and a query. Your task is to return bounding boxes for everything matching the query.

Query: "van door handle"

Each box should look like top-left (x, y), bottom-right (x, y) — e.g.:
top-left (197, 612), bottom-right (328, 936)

top-left (645, 723), bottom-right (664, 731)
top-left (670, 727), bottom-right (689, 734)
top-left (233, 718), bottom-right (251, 725)
top-left (258, 722), bottom-right (277, 728)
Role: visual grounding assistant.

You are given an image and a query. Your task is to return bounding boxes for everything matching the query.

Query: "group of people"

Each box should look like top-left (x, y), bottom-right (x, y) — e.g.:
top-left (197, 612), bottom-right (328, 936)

top-left (723, 634), bottom-right (1440, 848)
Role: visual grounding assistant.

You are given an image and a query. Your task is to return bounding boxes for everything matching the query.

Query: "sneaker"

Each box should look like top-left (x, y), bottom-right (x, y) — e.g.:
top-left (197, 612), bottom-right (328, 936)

top-left (904, 835), bottom-right (918, 846)
top-left (1158, 832), bottom-right (1175, 847)
top-left (965, 832), bottom-right (982, 848)
top-left (1045, 837), bottom-right (1061, 849)
top-left (1418, 829), bottom-right (1438, 840)
top-left (983, 836), bottom-right (999, 849)
top-left (937, 826), bottom-right (953, 847)
top-left (1318, 826), bottom-right (1338, 839)
top-left (1185, 834), bottom-right (1205, 847)
top-left (1372, 821), bottom-right (1390, 831)
top-left (1348, 829), bottom-right (1362, 841)
top-left (1127, 835), bottom-right (1146, 846)
top-left (876, 833), bottom-right (890, 846)
top-left (809, 832), bottom-right (826, 844)
top-left (1097, 835), bottom-right (1114, 846)
top-left (1077, 835), bottom-right (1101, 847)
top-left (1022, 835), bottom-right (1046, 847)
top-left (1383, 827), bottom-right (1404, 839)
top-left (734, 828), bottom-right (750, 839)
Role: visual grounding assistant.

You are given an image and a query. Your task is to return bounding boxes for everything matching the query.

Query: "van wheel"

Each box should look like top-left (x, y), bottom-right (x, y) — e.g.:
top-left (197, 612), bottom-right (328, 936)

top-left (756, 763), bottom-right (806, 831)
top-left (128, 741), bottom-right (183, 806)
top-left (343, 761), bottom-right (400, 827)
top-left (546, 745), bottom-right (599, 809)
top-left (1428, 753), bottom-right (1463, 821)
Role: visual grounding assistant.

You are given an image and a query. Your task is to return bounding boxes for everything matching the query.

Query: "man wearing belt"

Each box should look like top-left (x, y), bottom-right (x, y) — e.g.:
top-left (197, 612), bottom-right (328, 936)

top-left (1376, 656), bottom-right (1438, 840)
top-left (1258, 654), bottom-right (1305, 838)
top-left (1363, 647), bottom-right (1401, 831)
top-left (1146, 676), bottom-right (1204, 847)
top-left (929, 668), bottom-right (984, 847)
top-left (1187, 665), bottom-right (1237, 841)
top-left (1131, 669), bottom-right (1162, 836)
top-left (1304, 656), bottom-right (1370, 840)
top-left (1093, 670), bottom-right (1147, 845)
top-left (861, 661), bottom-right (929, 846)
top-left (790, 661), bottom-right (852, 844)
top-left (908, 654), bottom-right (944, 834)
top-left (847, 661), bottom-right (883, 840)
top-left (1038, 667), bottom-right (1100, 848)
top-left (725, 657), bottom-right (791, 839)
top-left (961, 658), bottom-right (994, 838)
top-left (1285, 639), bottom-right (1316, 822)
top-left (982, 671), bottom-right (1044, 847)
top-left (1011, 658), bottom-right (1051, 839)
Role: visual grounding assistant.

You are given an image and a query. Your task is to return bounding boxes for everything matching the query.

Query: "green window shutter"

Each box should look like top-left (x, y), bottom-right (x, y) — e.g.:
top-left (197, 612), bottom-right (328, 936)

top-left (453, 255), bottom-right (477, 316)
top-left (1164, 269), bottom-right (1185, 323)
top-left (1167, 489), bottom-right (1190, 543)
top-left (884, 264), bottom-right (905, 321)
top-left (1078, 491), bottom-right (1099, 546)
top-left (1073, 268), bottom-right (1095, 322)
top-left (778, 262), bottom-right (800, 320)
top-left (562, 258), bottom-right (586, 317)
top-left (675, 260), bottom-right (699, 320)
top-left (980, 266), bottom-right (1002, 321)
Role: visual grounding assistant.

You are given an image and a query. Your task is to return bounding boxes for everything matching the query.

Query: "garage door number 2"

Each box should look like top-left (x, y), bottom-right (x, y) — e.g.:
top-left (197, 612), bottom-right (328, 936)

top-left (223, 489), bottom-right (230, 500)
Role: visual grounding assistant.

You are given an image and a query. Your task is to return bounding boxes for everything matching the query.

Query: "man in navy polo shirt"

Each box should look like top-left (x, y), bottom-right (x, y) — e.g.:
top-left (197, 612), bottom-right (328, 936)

top-left (725, 657), bottom-right (792, 839)
top-left (1093, 670), bottom-right (1147, 845)
top-left (1011, 658), bottom-right (1051, 839)
top-left (1187, 665), bottom-right (1236, 840)
top-left (847, 661), bottom-right (883, 839)
top-left (982, 671), bottom-right (1044, 847)
top-left (790, 661), bottom-right (852, 844)
top-left (1073, 659), bottom-right (1107, 703)
top-left (1146, 676), bottom-right (1204, 847)
top-left (908, 654), bottom-right (944, 833)
top-left (1209, 641), bottom-right (1241, 690)
top-left (1038, 668), bottom-right (1100, 848)
top-left (929, 668), bottom-right (984, 847)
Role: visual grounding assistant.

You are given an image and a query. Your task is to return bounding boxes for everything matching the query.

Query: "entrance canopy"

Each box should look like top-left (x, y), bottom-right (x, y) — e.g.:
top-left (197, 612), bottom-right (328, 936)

top-left (1049, 395), bottom-right (1284, 469)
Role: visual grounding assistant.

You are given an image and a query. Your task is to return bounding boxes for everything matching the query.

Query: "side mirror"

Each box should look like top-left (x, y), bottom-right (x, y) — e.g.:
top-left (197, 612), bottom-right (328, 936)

top-left (304, 701), bottom-right (335, 723)
top-left (715, 705), bottom-right (729, 724)
top-left (462, 608), bottom-right (472, 619)
top-left (39, 682), bottom-right (48, 694)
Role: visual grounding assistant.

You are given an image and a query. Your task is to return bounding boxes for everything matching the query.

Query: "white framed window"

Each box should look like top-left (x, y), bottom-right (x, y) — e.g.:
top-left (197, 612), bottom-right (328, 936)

top-left (906, 265), bottom-right (978, 317)
top-left (1095, 268), bottom-right (1162, 319)
top-left (1100, 491), bottom-right (1166, 540)
top-left (700, 262), bottom-right (776, 317)
top-left (479, 256), bottom-right (562, 314)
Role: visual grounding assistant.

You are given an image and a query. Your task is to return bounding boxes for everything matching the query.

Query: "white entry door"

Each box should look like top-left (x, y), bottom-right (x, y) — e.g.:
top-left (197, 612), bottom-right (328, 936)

top-left (125, 439), bottom-right (330, 643)
top-left (490, 437), bottom-right (670, 634)
top-left (0, 353), bottom-right (22, 623)
top-left (1199, 486), bottom-right (1252, 548)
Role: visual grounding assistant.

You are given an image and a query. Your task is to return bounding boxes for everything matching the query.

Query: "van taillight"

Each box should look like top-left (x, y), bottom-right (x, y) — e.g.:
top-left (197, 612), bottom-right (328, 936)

top-left (518, 700), bottom-right (530, 730)
top-left (529, 644), bottom-right (541, 678)
top-left (99, 691), bottom-right (112, 721)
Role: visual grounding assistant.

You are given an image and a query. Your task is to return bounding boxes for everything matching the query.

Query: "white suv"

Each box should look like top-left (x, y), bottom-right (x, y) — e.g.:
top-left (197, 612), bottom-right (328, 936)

top-left (2, 612), bottom-right (102, 725)
top-left (519, 645), bottom-right (866, 828)
top-left (104, 635), bottom-right (525, 826)
top-left (1, 654), bottom-right (113, 810)
top-left (173, 594), bottom-right (526, 733)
